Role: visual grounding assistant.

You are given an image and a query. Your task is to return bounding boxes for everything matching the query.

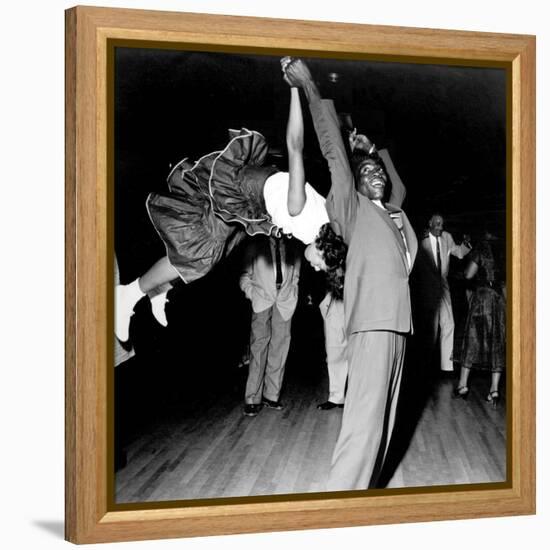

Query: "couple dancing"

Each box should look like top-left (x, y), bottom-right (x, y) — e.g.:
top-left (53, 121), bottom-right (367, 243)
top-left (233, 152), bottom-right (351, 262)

top-left (115, 58), bottom-right (417, 490)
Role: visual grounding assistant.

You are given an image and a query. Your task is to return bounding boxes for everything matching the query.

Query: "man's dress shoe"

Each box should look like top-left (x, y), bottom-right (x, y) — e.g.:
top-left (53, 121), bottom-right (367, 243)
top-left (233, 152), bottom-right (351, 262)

top-left (317, 401), bottom-right (344, 410)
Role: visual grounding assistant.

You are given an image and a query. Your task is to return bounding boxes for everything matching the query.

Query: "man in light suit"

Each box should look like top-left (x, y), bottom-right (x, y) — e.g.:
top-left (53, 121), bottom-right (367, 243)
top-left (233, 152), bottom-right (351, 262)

top-left (317, 292), bottom-right (347, 410)
top-left (284, 57), bottom-right (418, 490)
top-left (413, 214), bottom-right (471, 373)
top-left (240, 236), bottom-right (301, 417)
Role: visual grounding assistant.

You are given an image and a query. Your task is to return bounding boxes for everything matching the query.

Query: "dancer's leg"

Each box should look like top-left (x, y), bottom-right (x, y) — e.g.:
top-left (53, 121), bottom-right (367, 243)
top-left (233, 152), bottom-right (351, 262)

top-left (324, 298), bottom-right (347, 405)
top-left (486, 371), bottom-right (502, 406)
top-left (457, 365), bottom-right (470, 388)
top-left (453, 365), bottom-right (471, 398)
top-left (245, 308), bottom-right (272, 405)
top-left (490, 371), bottom-right (502, 394)
top-left (116, 256), bottom-right (178, 342)
top-left (137, 256), bottom-right (178, 292)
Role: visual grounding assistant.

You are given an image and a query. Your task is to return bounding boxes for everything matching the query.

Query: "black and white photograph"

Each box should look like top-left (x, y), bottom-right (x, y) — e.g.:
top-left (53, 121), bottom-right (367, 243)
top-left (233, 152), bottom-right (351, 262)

top-left (5, 0), bottom-right (548, 548)
top-left (113, 48), bottom-right (507, 504)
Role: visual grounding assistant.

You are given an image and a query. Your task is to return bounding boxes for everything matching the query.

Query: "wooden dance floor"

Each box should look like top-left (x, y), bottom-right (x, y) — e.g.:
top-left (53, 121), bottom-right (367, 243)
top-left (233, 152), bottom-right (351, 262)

top-left (115, 353), bottom-right (506, 503)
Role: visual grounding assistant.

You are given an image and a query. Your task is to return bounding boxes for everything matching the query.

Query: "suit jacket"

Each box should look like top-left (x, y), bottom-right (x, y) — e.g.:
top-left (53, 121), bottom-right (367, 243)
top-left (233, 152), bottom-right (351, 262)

top-left (239, 237), bottom-right (301, 321)
top-left (412, 231), bottom-right (471, 315)
top-left (308, 98), bottom-right (418, 335)
top-left (415, 231), bottom-right (471, 291)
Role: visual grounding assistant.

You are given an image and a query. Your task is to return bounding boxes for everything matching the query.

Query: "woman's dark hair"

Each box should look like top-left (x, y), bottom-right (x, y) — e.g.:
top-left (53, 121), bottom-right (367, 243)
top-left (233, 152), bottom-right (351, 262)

top-left (315, 223), bottom-right (348, 300)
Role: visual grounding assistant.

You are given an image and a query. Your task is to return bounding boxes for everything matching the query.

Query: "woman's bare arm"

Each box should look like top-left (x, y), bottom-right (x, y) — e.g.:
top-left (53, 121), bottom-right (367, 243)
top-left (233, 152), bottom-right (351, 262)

top-left (285, 86), bottom-right (306, 216)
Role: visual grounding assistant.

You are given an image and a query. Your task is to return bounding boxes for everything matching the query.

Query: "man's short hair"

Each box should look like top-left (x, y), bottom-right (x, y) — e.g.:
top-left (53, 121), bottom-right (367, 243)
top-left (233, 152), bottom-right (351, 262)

top-left (428, 213), bottom-right (445, 226)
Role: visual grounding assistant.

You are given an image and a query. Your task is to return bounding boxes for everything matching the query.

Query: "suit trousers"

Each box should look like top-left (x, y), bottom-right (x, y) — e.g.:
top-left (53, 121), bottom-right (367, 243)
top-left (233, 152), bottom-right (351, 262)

top-left (437, 286), bottom-right (455, 371)
top-left (245, 305), bottom-right (292, 404)
top-left (321, 298), bottom-right (348, 404)
top-left (327, 330), bottom-right (406, 491)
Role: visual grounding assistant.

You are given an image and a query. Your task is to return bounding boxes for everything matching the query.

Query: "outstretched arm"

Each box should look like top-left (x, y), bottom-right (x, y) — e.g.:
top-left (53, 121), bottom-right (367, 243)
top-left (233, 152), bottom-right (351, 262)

top-left (282, 57), bottom-right (356, 242)
top-left (446, 232), bottom-right (472, 259)
top-left (378, 149), bottom-right (406, 207)
top-left (286, 86), bottom-right (306, 216)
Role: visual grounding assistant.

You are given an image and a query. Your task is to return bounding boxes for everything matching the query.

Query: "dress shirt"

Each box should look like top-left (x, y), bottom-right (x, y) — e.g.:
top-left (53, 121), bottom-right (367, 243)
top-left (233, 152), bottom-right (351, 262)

top-left (428, 233), bottom-right (442, 272)
top-left (373, 200), bottom-right (412, 271)
top-left (263, 171), bottom-right (329, 244)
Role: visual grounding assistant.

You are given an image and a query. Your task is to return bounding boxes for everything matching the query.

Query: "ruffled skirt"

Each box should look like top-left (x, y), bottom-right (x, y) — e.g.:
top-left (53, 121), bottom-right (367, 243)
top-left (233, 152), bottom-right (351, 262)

top-left (147, 129), bottom-right (280, 283)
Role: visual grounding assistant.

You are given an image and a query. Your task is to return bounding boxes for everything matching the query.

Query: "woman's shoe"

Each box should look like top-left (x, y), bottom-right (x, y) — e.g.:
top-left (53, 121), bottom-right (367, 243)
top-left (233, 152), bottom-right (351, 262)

top-left (486, 390), bottom-right (500, 408)
top-left (115, 280), bottom-right (144, 342)
top-left (452, 386), bottom-right (469, 399)
top-left (150, 291), bottom-right (169, 327)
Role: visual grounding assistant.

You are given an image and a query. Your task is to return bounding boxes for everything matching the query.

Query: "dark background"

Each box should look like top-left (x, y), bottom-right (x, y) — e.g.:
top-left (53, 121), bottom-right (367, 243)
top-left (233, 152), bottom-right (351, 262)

top-left (114, 48), bottom-right (506, 450)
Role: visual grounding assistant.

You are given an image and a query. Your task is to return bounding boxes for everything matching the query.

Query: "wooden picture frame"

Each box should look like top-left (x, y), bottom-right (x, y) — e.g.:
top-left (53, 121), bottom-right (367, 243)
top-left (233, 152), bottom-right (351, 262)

top-left (65, 5), bottom-right (535, 544)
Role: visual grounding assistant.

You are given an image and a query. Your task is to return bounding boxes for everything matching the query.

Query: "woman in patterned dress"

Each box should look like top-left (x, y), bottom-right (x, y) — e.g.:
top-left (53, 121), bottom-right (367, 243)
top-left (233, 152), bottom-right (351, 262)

top-left (453, 228), bottom-right (506, 406)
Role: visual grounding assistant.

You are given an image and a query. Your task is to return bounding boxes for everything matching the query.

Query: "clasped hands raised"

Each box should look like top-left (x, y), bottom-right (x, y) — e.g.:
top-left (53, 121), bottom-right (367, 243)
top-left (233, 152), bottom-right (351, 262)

top-left (280, 56), bottom-right (375, 153)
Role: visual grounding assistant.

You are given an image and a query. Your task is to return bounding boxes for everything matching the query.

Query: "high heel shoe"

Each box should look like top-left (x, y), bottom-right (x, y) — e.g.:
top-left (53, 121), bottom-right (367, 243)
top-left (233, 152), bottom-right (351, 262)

top-left (486, 391), bottom-right (500, 408)
top-left (452, 386), bottom-right (469, 399)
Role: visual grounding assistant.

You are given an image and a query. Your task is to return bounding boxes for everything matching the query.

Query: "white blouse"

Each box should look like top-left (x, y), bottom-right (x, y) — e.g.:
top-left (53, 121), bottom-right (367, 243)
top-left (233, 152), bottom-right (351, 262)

top-left (263, 171), bottom-right (329, 245)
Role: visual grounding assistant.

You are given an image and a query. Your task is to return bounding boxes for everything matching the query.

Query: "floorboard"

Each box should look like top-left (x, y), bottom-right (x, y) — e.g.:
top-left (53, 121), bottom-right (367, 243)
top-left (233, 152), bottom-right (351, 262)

top-left (115, 357), bottom-right (506, 503)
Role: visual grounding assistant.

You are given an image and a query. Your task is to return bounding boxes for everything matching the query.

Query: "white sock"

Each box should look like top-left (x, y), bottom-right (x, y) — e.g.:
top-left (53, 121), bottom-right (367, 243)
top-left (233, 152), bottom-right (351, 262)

top-left (126, 278), bottom-right (145, 305)
top-left (150, 291), bottom-right (169, 327)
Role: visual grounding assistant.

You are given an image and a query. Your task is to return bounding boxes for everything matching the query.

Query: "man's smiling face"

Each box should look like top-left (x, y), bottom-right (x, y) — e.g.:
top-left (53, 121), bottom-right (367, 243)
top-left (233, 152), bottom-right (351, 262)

top-left (356, 159), bottom-right (387, 200)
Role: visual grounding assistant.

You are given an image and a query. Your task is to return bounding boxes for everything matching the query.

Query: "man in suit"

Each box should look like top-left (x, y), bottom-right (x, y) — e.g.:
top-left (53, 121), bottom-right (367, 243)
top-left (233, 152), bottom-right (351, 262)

top-left (412, 214), bottom-right (471, 373)
top-left (317, 292), bottom-right (347, 410)
top-left (283, 57), bottom-right (418, 490)
top-left (240, 236), bottom-right (301, 417)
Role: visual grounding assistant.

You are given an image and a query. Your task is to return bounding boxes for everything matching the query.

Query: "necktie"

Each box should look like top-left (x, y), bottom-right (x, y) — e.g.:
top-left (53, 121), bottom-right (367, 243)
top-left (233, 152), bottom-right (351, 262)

top-left (390, 212), bottom-right (411, 271)
top-left (436, 237), bottom-right (442, 274)
top-left (275, 239), bottom-right (283, 288)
